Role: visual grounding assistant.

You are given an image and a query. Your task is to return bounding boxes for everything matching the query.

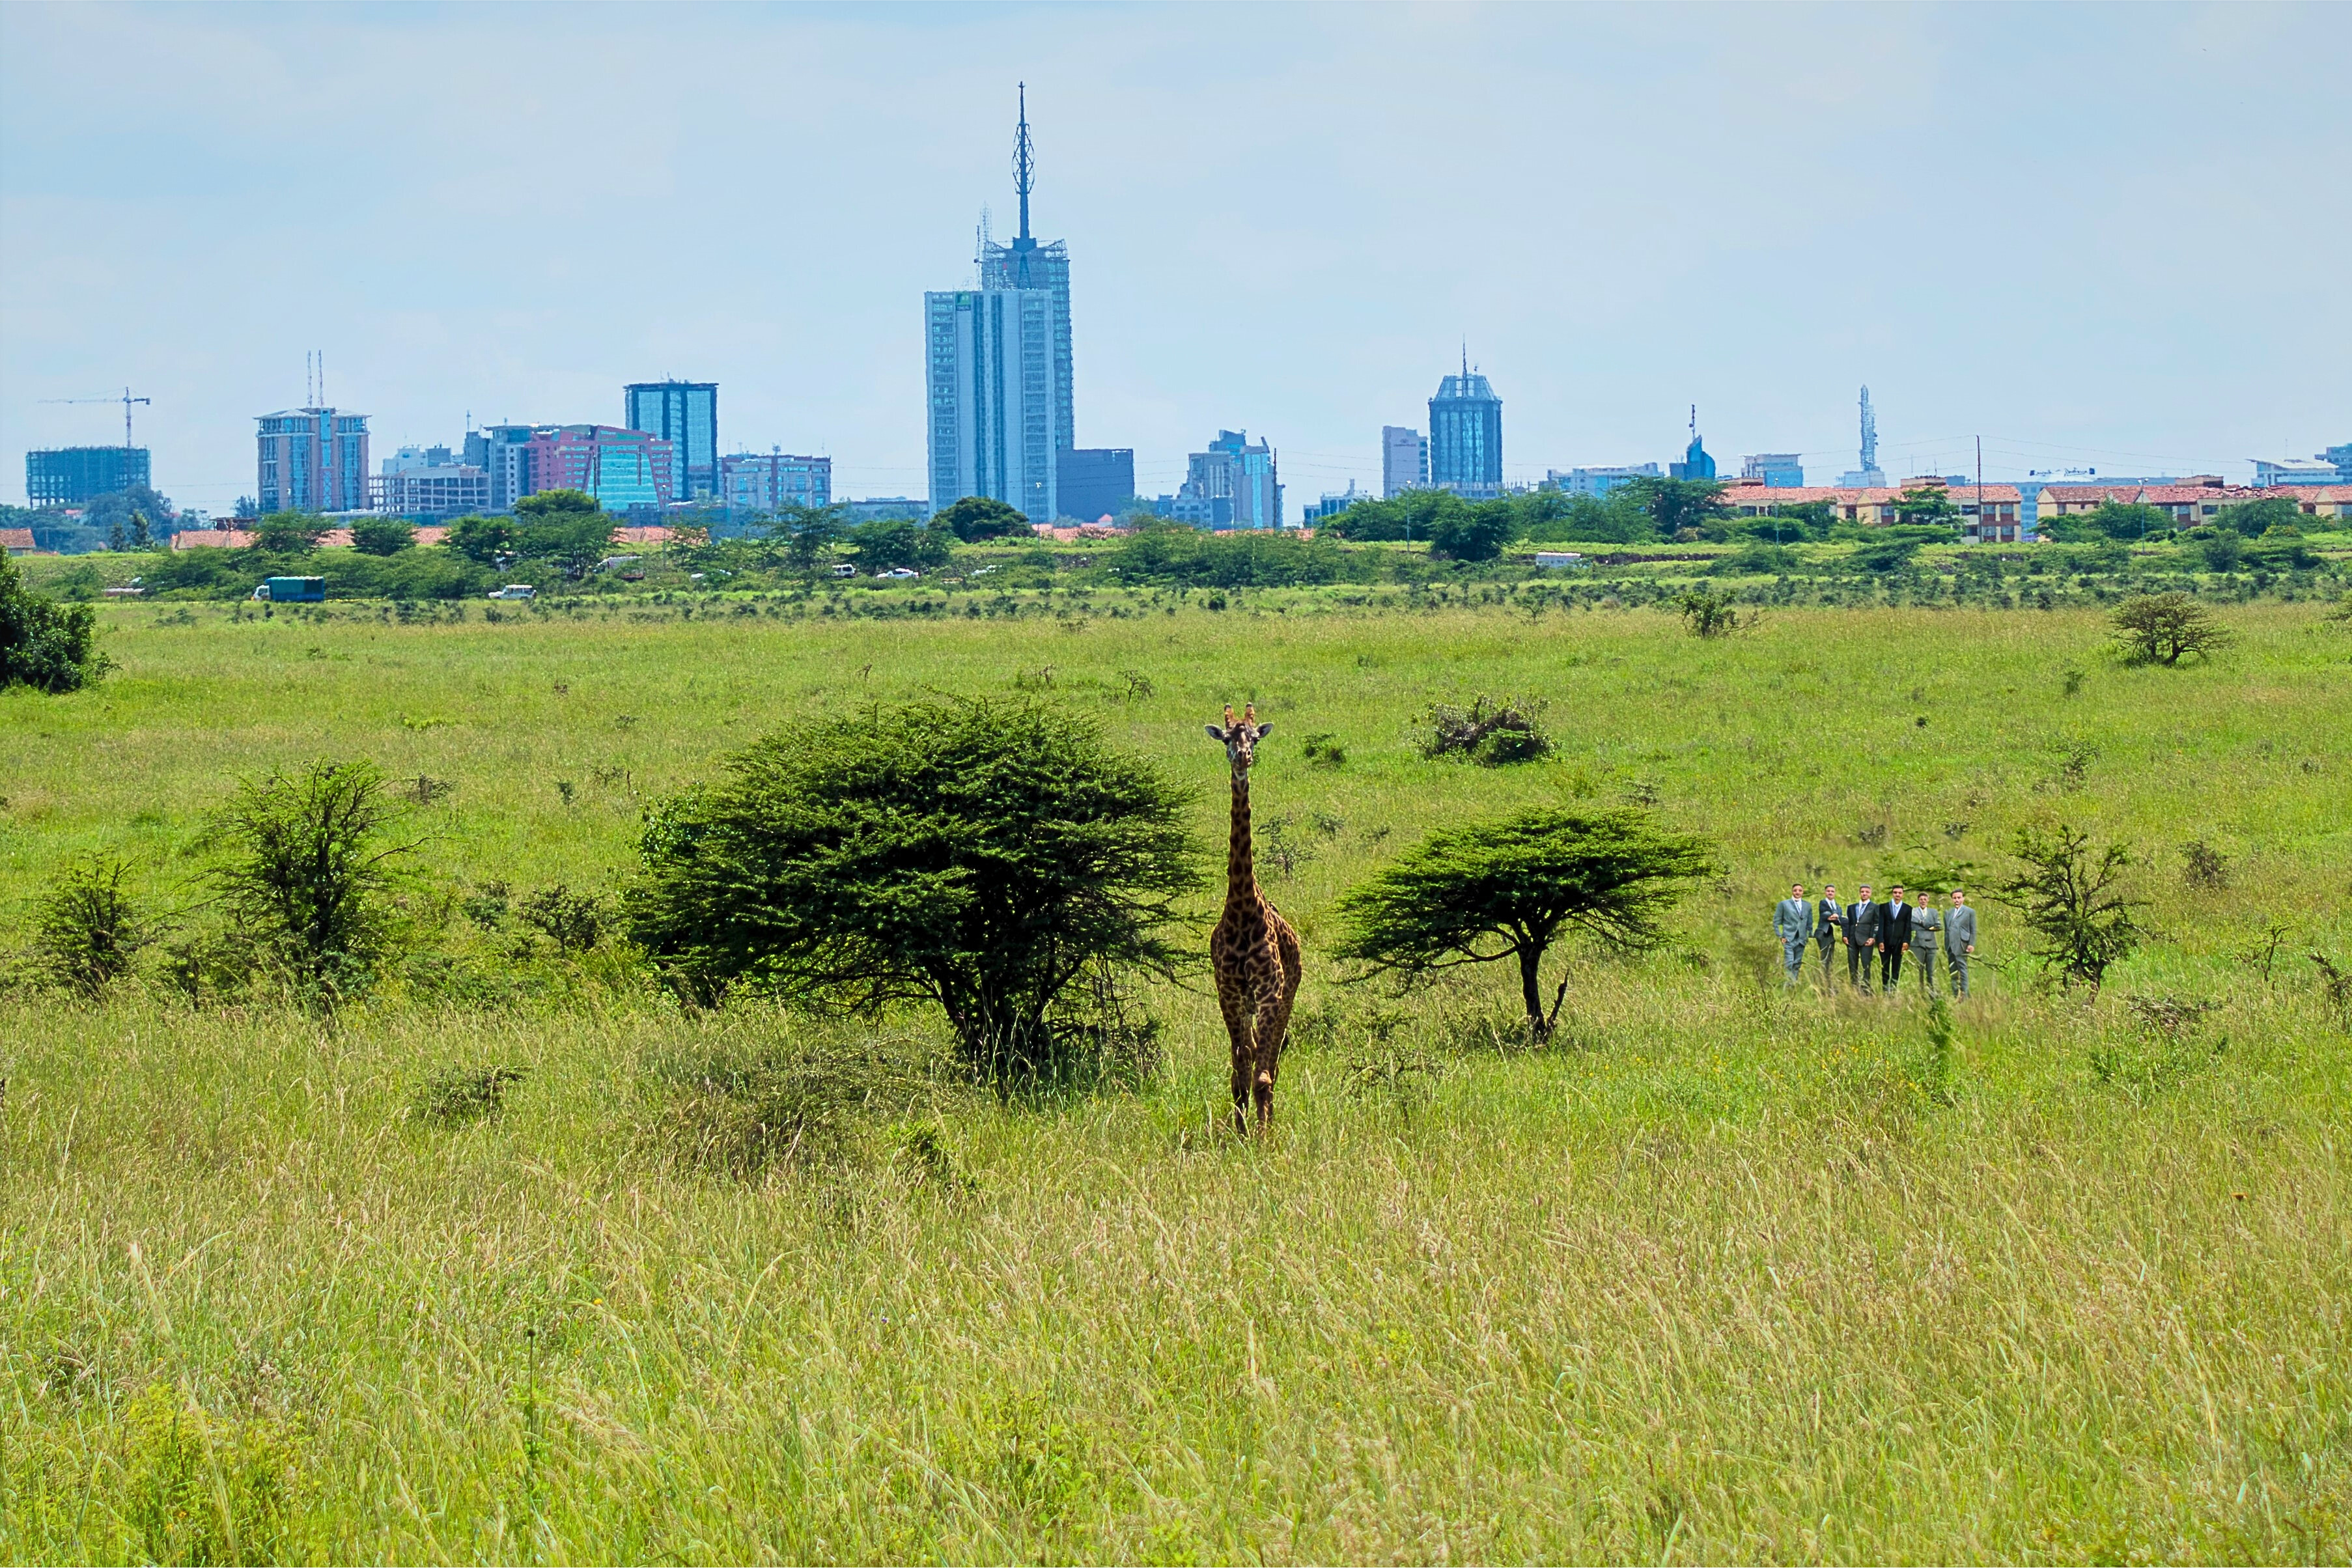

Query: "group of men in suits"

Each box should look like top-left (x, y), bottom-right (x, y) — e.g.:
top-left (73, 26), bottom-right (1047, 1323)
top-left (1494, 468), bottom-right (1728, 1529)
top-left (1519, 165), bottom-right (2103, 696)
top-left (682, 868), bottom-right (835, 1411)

top-left (1773, 882), bottom-right (1977, 996)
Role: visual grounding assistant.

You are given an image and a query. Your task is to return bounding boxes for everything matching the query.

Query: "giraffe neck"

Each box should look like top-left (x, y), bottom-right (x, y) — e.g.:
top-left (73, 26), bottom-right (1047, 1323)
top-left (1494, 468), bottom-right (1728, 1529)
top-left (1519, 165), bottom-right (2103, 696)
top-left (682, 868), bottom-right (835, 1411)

top-left (1227, 771), bottom-right (1257, 908)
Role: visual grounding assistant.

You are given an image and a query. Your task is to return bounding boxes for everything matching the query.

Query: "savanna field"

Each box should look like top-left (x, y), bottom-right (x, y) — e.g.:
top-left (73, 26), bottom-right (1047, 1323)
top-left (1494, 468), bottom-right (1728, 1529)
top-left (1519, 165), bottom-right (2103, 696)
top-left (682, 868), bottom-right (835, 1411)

top-left (4, 589), bottom-right (2349, 1562)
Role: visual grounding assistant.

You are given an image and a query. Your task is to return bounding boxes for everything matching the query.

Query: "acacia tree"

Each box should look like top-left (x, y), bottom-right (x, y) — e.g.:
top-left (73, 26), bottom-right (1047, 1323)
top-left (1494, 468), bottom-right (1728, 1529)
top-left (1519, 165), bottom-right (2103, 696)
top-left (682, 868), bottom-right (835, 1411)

top-left (626, 697), bottom-right (1203, 1083)
top-left (1, 553), bottom-right (106, 693)
top-left (2110, 593), bottom-right (2233, 665)
top-left (1333, 808), bottom-right (1716, 1041)
top-left (1990, 823), bottom-right (2144, 992)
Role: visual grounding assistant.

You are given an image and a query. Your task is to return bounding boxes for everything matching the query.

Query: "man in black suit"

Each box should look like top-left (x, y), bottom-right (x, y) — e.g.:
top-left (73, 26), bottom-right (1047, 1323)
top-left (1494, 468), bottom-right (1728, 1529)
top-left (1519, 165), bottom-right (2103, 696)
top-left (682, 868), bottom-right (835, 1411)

top-left (1844, 883), bottom-right (1881, 992)
top-left (1815, 884), bottom-right (1843, 986)
top-left (1877, 883), bottom-right (1914, 993)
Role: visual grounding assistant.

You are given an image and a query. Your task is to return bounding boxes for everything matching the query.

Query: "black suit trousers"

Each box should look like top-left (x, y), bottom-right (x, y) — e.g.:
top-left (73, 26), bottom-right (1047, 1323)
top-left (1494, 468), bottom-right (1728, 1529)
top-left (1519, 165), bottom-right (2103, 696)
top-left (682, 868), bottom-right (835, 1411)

top-left (1880, 945), bottom-right (1904, 989)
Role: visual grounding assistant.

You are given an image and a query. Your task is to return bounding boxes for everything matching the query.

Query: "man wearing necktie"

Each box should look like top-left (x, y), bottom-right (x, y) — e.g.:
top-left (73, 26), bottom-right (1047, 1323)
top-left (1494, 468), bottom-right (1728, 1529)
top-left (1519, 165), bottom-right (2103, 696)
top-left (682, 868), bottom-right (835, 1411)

top-left (1814, 884), bottom-right (1843, 986)
top-left (1943, 889), bottom-right (1978, 998)
top-left (1877, 884), bottom-right (1913, 994)
top-left (1909, 891), bottom-right (1943, 996)
top-left (1844, 883), bottom-right (1881, 992)
top-left (1774, 883), bottom-right (1813, 985)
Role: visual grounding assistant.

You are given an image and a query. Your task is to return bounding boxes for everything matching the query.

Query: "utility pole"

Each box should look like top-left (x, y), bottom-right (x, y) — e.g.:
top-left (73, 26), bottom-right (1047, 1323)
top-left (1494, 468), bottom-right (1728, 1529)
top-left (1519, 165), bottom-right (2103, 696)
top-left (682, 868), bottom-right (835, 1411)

top-left (1976, 436), bottom-right (1983, 543)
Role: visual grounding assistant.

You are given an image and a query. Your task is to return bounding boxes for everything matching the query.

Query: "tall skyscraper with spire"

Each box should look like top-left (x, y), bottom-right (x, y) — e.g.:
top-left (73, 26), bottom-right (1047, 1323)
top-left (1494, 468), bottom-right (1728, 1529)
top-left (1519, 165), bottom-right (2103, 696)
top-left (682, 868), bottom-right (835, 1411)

top-left (927, 85), bottom-right (1071, 520)
top-left (977, 84), bottom-right (1074, 454)
top-left (1429, 348), bottom-right (1503, 500)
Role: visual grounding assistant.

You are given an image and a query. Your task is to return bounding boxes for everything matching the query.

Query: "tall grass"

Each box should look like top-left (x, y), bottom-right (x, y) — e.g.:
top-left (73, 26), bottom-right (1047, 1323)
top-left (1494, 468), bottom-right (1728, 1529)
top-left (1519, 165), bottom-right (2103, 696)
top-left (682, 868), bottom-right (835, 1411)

top-left (2, 598), bottom-right (2347, 1561)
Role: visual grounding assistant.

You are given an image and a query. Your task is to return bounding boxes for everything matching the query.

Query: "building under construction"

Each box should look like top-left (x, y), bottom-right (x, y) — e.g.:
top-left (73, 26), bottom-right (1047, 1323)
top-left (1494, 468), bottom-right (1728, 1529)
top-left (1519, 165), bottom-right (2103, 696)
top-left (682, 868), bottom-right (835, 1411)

top-left (25, 446), bottom-right (150, 507)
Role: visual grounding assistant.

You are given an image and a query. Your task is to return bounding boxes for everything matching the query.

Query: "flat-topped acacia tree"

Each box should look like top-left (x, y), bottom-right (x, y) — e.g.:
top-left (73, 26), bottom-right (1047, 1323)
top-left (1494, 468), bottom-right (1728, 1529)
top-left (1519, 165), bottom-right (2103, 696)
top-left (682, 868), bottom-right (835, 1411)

top-left (627, 696), bottom-right (1203, 1084)
top-left (1334, 807), bottom-right (1716, 1041)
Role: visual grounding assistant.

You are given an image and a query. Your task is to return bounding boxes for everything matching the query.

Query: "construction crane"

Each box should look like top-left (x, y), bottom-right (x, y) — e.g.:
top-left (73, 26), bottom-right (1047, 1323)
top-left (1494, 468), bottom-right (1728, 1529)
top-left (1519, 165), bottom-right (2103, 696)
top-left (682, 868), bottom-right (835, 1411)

top-left (39, 386), bottom-right (150, 448)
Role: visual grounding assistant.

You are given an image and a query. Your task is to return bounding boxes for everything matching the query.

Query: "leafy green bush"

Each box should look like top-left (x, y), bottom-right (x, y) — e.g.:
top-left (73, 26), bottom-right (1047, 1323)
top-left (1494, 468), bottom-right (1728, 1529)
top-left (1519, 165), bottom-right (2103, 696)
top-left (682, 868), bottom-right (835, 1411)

top-left (33, 856), bottom-right (147, 995)
top-left (120, 1382), bottom-right (303, 1566)
top-left (628, 696), bottom-right (1202, 1082)
top-left (1, 553), bottom-right (107, 692)
top-left (212, 759), bottom-right (411, 1001)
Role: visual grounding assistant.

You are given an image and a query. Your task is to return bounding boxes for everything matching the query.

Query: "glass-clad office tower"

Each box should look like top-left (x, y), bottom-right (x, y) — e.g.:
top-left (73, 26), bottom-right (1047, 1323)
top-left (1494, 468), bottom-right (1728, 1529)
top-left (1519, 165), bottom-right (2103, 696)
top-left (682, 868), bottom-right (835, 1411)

top-left (926, 288), bottom-right (1061, 521)
top-left (976, 85), bottom-right (1074, 455)
top-left (623, 382), bottom-right (718, 501)
top-left (1429, 361), bottom-right (1502, 501)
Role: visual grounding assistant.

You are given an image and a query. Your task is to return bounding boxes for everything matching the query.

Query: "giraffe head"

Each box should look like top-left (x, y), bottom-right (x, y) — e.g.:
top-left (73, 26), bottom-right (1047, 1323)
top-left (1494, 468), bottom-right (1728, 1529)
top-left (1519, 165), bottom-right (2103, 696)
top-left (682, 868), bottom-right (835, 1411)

top-left (1205, 702), bottom-right (1272, 780)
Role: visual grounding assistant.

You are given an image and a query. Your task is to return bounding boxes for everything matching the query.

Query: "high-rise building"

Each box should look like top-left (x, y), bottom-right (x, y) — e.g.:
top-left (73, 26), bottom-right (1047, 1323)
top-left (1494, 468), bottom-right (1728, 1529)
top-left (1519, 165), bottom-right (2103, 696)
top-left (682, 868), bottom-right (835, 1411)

top-left (522, 425), bottom-right (674, 511)
top-left (1838, 385), bottom-right (1886, 487)
top-left (2254, 453), bottom-right (2345, 486)
top-left (925, 287), bottom-right (1062, 521)
top-left (1175, 430), bottom-right (1281, 529)
top-left (976, 85), bottom-right (1074, 455)
top-left (26, 446), bottom-right (150, 507)
top-left (1302, 481), bottom-right (1369, 524)
top-left (1429, 356), bottom-right (1502, 500)
top-left (1382, 427), bottom-right (1429, 497)
top-left (257, 408), bottom-right (370, 514)
top-left (464, 425), bottom-right (540, 511)
top-left (1669, 408), bottom-right (1717, 483)
top-left (1056, 448), bottom-right (1134, 522)
top-left (1741, 453), bottom-right (1804, 488)
top-left (720, 451), bottom-right (832, 512)
top-left (623, 382), bottom-right (718, 501)
top-left (371, 458), bottom-right (490, 518)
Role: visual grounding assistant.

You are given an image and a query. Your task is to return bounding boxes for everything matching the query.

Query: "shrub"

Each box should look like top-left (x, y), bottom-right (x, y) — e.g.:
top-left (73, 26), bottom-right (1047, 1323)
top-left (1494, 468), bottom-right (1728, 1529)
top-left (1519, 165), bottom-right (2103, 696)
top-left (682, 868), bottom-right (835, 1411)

top-left (120, 1381), bottom-right (302, 1567)
top-left (2110, 593), bottom-right (2232, 665)
top-left (33, 855), bottom-right (147, 995)
top-left (627, 696), bottom-right (1202, 1083)
top-left (1334, 807), bottom-right (1716, 1041)
top-left (1991, 823), bottom-right (2145, 992)
top-left (249, 512), bottom-right (328, 554)
top-left (411, 1064), bottom-right (527, 1124)
top-left (1, 553), bottom-right (107, 693)
top-left (1675, 587), bottom-right (1743, 637)
top-left (2181, 839), bottom-right (2228, 889)
top-left (1423, 694), bottom-right (1550, 766)
top-left (934, 496), bottom-right (1031, 541)
top-left (349, 517), bottom-right (416, 556)
top-left (516, 884), bottom-right (609, 955)
top-left (1300, 732), bottom-right (1347, 770)
top-left (212, 759), bottom-right (410, 1001)
top-left (642, 1026), bottom-right (949, 1176)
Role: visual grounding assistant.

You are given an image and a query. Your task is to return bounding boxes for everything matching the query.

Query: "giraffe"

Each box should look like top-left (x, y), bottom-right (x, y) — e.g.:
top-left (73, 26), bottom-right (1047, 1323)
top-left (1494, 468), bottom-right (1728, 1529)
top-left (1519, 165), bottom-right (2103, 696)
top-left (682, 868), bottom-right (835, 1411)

top-left (1205, 703), bottom-right (1304, 1135)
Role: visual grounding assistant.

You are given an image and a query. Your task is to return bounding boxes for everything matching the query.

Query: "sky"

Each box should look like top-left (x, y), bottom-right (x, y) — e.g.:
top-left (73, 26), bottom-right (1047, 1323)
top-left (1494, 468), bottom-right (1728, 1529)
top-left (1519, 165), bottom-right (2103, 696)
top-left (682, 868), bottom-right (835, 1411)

top-left (2, 1), bottom-right (2347, 514)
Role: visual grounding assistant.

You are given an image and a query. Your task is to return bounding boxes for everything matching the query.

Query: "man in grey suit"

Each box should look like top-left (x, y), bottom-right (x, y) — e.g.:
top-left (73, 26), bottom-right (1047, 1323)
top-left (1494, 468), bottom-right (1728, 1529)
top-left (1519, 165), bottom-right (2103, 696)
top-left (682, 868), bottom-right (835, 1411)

top-left (1909, 893), bottom-right (1944, 996)
top-left (1843, 883), bottom-right (1881, 992)
top-left (1942, 889), bottom-right (1978, 998)
top-left (1774, 883), bottom-right (1813, 985)
top-left (1815, 884), bottom-right (1843, 985)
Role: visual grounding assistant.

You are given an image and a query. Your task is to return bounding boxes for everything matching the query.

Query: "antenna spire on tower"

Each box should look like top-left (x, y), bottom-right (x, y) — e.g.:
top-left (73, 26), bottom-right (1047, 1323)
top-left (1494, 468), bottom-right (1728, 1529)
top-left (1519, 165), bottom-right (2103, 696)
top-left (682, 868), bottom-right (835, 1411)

top-left (1013, 81), bottom-right (1035, 244)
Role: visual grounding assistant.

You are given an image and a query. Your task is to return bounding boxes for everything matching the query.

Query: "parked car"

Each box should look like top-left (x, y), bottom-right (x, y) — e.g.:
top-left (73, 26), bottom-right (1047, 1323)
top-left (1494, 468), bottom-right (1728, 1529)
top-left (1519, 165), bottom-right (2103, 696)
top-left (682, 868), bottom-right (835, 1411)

top-left (831, 562), bottom-right (858, 578)
top-left (486, 584), bottom-right (537, 601)
top-left (878, 567), bottom-right (921, 580)
top-left (252, 576), bottom-right (326, 602)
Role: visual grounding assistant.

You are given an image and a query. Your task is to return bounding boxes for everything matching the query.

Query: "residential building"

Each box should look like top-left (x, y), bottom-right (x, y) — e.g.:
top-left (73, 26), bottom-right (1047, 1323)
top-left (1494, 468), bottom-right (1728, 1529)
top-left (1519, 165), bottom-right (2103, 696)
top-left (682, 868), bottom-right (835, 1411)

top-left (719, 452), bottom-right (831, 513)
top-left (26, 446), bottom-right (150, 507)
top-left (522, 425), bottom-right (675, 512)
top-left (1719, 477), bottom-right (2025, 542)
top-left (624, 382), bottom-right (719, 501)
top-left (1302, 481), bottom-right (1369, 524)
top-left (1382, 427), bottom-right (1429, 497)
top-left (2038, 479), bottom-right (2303, 528)
top-left (1429, 359), bottom-right (1502, 500)
top-left (1548, 463), bottom-right (1659, 499)
top-left (256, 408), bottom-right (370, 514)
top-left (371, 458), bottom-right (491, 518)
top-left (977, 87), bottom-right (1074, 456)
top-left (1177, 430), bottom-right (1282, 529)
top-left (925, 287), bottom-right (1063, 522)
top-left (2327, 443), bottom-right (2352, 478)
top-left (2, 527), bottom-right (38, 555)
top-left (1741, 453), bottom-right (1804, 488)
top-left (464, 425), bottom-right (541, 511)
top-left (1056, 448), bottom-right (1134, 522)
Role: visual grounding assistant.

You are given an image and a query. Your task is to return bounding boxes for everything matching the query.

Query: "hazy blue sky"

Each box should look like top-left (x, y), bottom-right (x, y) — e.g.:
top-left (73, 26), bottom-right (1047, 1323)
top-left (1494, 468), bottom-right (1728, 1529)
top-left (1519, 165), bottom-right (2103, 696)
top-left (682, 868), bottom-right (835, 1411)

top-left (3, 1), bottom-right (2345, 513)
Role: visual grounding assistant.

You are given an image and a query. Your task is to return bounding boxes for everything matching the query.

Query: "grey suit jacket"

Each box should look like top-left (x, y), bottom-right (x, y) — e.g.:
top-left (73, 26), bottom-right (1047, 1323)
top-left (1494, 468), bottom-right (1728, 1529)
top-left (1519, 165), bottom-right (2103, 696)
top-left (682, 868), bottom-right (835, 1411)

top-left (1844, 900), bottom-right (1881, 945)
top-left (1943, 904), bottom-right (1978, 953)
top-left (1908, 905), bottom-right (1943, 951)
top-left (1773, 898), bottom-right (1812, 941)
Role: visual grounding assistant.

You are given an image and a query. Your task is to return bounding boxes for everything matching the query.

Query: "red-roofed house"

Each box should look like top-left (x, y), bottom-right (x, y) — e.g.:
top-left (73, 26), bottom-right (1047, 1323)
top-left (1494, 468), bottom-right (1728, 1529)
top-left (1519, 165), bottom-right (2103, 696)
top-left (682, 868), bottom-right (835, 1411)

top-left (1720, 477), bottom-right (2025, 542)
top-left (2, 527), bottom-right (38, 555)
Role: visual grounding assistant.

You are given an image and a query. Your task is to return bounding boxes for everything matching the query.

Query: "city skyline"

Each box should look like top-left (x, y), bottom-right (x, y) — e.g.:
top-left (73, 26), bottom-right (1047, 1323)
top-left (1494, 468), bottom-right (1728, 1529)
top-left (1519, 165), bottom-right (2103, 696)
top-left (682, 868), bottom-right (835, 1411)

top-left (3, 4), bottom-right (2347, 513)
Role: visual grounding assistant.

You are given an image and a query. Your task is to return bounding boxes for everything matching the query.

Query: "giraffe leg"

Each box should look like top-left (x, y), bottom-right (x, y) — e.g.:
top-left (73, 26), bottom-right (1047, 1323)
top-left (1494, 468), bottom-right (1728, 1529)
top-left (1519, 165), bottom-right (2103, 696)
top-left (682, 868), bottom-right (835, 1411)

top-left (1221, 994), bottom-right (1255, 1136)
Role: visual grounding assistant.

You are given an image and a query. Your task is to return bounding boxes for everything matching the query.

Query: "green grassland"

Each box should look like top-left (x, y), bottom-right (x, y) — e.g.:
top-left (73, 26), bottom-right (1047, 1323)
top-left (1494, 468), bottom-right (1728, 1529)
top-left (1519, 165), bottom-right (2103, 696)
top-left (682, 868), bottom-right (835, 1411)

top-left (3, 595), bottom-right (2349, 1562)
